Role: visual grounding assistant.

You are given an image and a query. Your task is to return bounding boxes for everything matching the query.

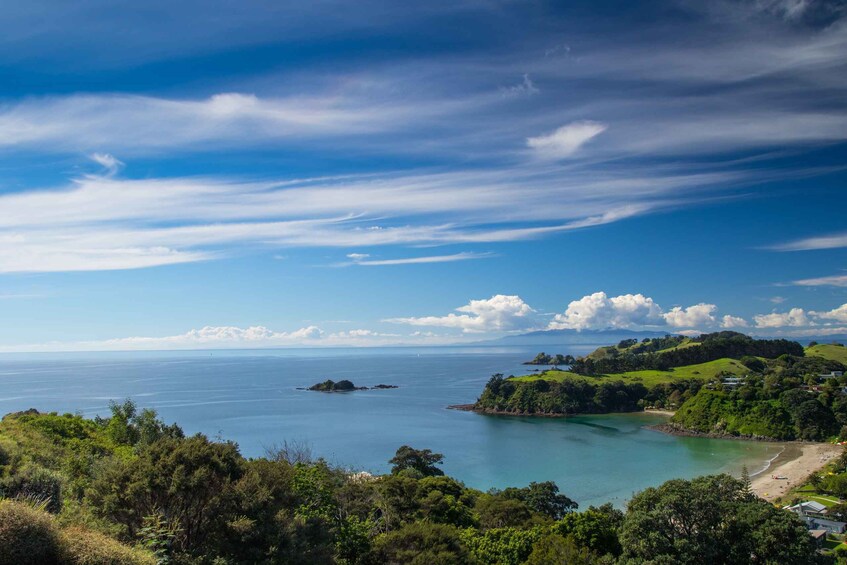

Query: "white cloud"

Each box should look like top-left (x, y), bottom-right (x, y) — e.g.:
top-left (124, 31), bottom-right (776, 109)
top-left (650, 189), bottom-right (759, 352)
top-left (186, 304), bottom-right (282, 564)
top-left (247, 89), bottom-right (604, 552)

top-left (343, 251), bottom-right (492, 266)
top-left (792, 273), bottom-right (847, 287)
top-left (770, 296), bottom-right (787, 304)
top-left (754, 308), bottom-right (810, 328)
top-left (721, 314), bottom-right (749, 328)
top-left (500, 74), bottom-right (539, 98)
top-left (0, 161), bottom-right (736, 273)
top-left (0, 92), bottom-right (426, 154)
top-left (89, 153), bottom-right (123, 176)
top-left (526, 121), bottom-right (608, 159)
top-left (548, 292), bottom-right (664, 330)
top-left (0, 323), bottom-right (471, 352)
top-left (385, 294), bottom-right (537, 333)
top-left (811, 303), bottom-right (847, 323)
top-left (663, 303), bottom-right (717, 328)
top-left (329, 329), bottom-right (400, 338)
top-left (771, 232), bottom-right (847, 251)
top-left (100, 324), bottom-right (324, 348)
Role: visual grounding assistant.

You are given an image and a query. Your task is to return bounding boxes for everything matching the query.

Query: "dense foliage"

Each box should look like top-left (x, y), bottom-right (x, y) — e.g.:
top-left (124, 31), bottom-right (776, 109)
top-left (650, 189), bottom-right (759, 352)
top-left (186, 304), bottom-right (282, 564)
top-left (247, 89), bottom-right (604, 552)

top-left (523, 353), bottom-right (575, 366)
top-left (476, 374), bottom-right (648, 415)
top-left (670, 365), bottom-right (847, 440)
top-left (570, 332), bottom-right (804, 375)
top-left (620, 474), bottom-right (827, 564)
top-left (0, 403), bottom-right (831, 564)
top-left (474, 334), bottom-right (847, 438)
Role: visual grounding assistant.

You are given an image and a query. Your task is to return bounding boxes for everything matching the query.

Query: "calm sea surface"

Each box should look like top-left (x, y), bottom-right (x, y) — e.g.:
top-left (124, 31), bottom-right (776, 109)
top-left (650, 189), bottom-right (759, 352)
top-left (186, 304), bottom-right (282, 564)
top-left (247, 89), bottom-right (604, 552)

top-left (0, 345), bottom-right (783, 508)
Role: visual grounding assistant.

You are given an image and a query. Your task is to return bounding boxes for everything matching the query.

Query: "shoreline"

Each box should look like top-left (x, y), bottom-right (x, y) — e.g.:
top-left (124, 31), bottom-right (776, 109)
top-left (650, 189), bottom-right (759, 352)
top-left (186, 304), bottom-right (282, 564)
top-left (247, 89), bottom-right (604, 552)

top-left (648, 422), bottom-right (792, 442)
top-left (450, 405), bottom-right (842, 502)
top-left (446, 404), bottom-right (654, 419)
top-left (750, 443), bottom-right (841, 502)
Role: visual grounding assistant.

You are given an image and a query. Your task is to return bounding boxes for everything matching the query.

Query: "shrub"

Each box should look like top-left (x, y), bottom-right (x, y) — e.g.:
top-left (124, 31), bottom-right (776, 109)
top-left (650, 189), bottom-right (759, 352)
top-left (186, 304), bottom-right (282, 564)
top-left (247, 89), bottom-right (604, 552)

top-left (0, 499), bottom-right (62, 565)
top-left (1, 465), bottom-right (63, 513)
top-left (60, 526), bottom-right (156, 565)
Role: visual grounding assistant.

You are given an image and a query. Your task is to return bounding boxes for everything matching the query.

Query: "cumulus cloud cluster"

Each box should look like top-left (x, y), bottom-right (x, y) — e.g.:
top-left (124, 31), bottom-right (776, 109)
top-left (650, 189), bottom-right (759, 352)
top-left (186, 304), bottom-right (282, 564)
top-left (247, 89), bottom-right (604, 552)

top-left (548, 292), bottom-right (663, 330)
top-left (385, 295), bottom-right (538, 333)
top-left (389, 292), bottom-right (847, 335)
top-left (753, 308), bottom-right (810, 328)
top-left (389, 291), bottom-right (748, 333)
top-left (5, 295), bottom-right (847, 352)
top-left (752, 304), bottom-right (847, 329)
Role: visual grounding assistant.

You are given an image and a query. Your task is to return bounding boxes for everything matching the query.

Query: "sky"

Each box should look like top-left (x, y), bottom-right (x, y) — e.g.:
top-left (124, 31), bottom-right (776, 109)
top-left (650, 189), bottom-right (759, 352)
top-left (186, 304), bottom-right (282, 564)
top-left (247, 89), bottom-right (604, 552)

top-left (0, 0), bottom-right (846, 351)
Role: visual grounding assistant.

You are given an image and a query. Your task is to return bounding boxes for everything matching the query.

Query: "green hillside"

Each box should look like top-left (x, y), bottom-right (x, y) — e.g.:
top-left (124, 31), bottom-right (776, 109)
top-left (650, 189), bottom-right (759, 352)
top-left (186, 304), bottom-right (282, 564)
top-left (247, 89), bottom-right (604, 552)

top-left (808, 343), bottom-right (847, 365)
top-left (510, 358), bottom-right (748, 388)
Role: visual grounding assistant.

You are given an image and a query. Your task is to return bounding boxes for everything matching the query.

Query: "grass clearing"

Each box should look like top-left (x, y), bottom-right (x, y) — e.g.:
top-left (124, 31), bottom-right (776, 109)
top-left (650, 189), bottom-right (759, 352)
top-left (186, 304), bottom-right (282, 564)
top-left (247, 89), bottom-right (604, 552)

top-left (509, 358), bottom-right (749, 387)
top-left (808, 343), bottom-right (847, 365)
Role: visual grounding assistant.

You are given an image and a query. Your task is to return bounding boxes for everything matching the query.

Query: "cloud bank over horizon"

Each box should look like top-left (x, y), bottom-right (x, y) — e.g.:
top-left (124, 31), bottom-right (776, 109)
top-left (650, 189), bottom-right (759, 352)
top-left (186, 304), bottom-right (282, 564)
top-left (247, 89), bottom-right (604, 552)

top-left (4, 289), bottom-right (847, 352)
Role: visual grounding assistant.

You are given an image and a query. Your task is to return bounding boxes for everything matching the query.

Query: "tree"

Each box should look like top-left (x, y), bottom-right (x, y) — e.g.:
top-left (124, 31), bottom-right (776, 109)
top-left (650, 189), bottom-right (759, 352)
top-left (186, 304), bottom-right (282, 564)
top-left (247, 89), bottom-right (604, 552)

top-left (370, 523), bottom-right (472, 565)
top-left (619, 474), bottom-right (823, 564)
top-left (389, 446), bottom-right (444, 477)
top-left (474, 495), bottom-right (533, 529)
top-left (87, 435), bottom-right (245, 554)
top-left (524, 534), bottom-right (597, 565)
top-left (500, 481), bottom-right (577, 520)
top-left (793, 400), bottom-right (838, 441)
top-left (553, 503), bottom-right (623, 557)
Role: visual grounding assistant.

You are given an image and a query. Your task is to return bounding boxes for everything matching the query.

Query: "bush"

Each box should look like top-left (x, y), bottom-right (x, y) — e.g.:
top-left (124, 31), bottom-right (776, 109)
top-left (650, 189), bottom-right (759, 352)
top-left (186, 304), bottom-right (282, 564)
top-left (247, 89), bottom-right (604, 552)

top-left (60, 526), bottom-right (156, 565)
top-left (0, 499), bottom-right (62, 565)
top-left (1, 465), bottom-right (63, 513)
top-left (371, 523), bottom-right (472, 564)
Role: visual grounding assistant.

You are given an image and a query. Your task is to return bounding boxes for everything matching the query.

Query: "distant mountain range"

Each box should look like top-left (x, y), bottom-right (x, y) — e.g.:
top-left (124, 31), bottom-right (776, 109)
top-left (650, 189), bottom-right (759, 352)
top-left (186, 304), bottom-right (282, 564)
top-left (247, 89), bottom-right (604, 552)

top-left (476, 328), bottom-right (671, 346)
top-left (476, 328), bottom-right (847, 347)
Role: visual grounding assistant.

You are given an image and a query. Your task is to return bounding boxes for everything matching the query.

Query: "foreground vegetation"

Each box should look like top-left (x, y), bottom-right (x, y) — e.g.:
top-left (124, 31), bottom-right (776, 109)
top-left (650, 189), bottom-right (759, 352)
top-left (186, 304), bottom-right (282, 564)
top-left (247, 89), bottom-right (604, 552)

top-left (0, 403), bottom-right (834, 564)
top-left (474, 333), bottom-right (847, 441)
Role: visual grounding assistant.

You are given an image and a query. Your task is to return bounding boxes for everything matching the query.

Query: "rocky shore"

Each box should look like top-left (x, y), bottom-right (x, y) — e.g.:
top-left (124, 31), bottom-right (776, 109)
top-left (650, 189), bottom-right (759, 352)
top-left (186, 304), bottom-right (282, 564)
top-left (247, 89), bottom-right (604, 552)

top-left (649, 422), bottom-right (789, 442)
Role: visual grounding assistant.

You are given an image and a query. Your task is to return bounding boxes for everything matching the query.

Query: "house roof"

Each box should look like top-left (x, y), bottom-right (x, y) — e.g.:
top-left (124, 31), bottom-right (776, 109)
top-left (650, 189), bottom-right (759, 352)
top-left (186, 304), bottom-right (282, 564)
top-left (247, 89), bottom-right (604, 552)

top-left (809, 529), bottom-right (828, 540)
top-left (785, 500), bottom-right (828, 514)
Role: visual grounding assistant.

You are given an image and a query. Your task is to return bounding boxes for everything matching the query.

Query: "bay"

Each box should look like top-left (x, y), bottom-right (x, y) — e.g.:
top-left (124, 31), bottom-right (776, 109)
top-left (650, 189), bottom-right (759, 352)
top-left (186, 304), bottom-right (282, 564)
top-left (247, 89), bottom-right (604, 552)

top-left (0, 345), bottom-right (783, 508)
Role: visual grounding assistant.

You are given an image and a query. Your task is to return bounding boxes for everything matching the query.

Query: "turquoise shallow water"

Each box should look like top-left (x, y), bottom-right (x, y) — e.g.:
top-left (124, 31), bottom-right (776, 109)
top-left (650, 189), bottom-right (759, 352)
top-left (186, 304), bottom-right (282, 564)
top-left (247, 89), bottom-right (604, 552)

top-left (0, 345), bottom-right (783, 508)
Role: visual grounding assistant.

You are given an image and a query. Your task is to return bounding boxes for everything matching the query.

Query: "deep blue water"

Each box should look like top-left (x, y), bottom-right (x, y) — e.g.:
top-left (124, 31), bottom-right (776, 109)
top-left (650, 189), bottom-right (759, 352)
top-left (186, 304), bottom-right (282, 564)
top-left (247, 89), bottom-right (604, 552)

top-left (0, 345), bottom-right (783, 507)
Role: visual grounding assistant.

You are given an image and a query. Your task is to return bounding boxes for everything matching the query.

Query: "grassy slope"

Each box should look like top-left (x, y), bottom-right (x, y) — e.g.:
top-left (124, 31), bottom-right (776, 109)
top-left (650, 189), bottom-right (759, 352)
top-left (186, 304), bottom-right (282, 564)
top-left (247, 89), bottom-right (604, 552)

top-left (510, 358), bottom-right (750, 387)
top-left (586, 337), bottom-right (701, 360)
top-left (807, 344), bottom-right (847, 365)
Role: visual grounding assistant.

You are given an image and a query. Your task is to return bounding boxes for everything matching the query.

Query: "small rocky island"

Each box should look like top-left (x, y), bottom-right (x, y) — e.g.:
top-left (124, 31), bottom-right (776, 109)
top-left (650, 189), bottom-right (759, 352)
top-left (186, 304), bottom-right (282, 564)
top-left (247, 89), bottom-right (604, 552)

top-left (302, 379), bottom-right (398, 392)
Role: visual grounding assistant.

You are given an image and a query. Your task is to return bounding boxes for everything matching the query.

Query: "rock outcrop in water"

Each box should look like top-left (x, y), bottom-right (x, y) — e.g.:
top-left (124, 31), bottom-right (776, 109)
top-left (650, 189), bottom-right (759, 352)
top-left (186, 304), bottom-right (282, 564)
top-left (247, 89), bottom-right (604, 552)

top-left (303, 379), bottom-right (397, 392)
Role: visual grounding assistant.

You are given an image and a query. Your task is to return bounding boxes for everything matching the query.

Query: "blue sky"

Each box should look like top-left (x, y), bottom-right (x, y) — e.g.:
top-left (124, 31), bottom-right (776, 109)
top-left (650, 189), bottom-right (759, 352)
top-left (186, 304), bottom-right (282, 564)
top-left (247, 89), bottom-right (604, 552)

top-left (1, 0), bottom-right (846, 350)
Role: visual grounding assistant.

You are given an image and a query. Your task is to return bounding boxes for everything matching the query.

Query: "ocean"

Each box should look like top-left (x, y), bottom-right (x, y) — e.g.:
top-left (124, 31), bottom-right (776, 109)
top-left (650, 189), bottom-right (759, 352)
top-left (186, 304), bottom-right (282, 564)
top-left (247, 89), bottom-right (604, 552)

top-left (0, 345), bottom-right (783, 508)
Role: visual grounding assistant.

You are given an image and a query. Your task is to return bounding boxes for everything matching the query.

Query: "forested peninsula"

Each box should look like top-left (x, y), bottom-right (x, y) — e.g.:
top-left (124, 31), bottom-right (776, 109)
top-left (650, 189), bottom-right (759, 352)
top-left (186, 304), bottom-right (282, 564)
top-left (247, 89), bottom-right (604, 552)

top-left (471, 332), bottom-right (847, 442)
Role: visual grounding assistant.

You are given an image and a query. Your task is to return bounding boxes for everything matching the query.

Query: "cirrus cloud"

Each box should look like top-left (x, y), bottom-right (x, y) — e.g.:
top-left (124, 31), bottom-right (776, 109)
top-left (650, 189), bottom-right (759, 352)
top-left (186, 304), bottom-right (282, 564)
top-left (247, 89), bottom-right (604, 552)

top-left (526, 121), bottom-right (608, 159)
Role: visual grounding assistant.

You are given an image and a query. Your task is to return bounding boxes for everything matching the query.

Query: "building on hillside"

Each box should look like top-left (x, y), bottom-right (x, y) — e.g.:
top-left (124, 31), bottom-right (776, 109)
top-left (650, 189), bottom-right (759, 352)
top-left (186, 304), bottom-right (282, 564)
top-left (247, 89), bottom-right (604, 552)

top-left (784, 501), bottom-right (847, 534)
top-left (809, 529), bottom-right (828, 548)
top-left (820, 371), bottom-right (844, 379)
top-left (721, 376), bottom-right (745, 388)
top-left (785, 501), bottom-right (828, 515)
top-left (805, 517), bottom-right (847, 535)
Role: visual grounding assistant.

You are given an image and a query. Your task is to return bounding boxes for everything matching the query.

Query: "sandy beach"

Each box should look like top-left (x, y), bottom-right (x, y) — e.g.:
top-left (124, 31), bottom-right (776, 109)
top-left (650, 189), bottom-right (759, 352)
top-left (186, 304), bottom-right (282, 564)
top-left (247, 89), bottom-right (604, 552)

top-left (644, 408), bottom-right (676, 417)
top-left (750, 443), bottom-right (842, 502)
